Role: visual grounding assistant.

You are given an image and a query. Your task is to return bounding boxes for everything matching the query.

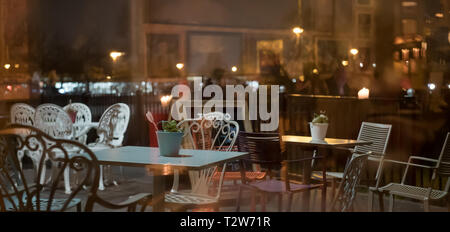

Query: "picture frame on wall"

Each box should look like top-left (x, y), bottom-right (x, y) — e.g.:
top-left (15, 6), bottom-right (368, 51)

top-left (187, 32), bottom-right (242, 76)
top-left (146, 34), bottom-right (180, 78)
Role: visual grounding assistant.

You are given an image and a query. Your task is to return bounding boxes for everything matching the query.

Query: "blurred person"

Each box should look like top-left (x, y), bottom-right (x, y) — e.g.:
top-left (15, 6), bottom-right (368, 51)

top-left (43, 70), bottom-right (60, 97)
top-left (334, 61), bottom-right (349, 95)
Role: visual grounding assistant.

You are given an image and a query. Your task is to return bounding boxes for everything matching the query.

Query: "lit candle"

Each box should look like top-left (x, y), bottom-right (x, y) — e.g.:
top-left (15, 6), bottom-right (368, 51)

top-left (358, 88), bottom-right (370, 99)
top-left (160, 95), bottom-right (173, 108)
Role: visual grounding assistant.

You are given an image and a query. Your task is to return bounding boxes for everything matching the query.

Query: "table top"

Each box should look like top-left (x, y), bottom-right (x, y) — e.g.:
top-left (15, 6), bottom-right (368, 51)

top-left (282, 135), bottom-right (372, 148)
top-left (0, 128), bottom-right (31, 136)
top-left (91, 146), bottom-right (248, 170)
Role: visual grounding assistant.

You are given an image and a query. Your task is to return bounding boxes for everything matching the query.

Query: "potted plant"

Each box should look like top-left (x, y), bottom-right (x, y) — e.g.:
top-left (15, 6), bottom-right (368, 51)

top-left (156, 120), bottom-right (184, 157)
top-left (310, 111), bottom-right (329, 141)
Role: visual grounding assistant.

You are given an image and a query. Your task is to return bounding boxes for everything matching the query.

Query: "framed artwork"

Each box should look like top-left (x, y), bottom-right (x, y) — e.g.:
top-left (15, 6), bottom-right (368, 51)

top-left (256, 40), bottom-right (284, 75)
top-left (147, 34), bottom-right (180, 78)
top-left (187, 32), bottom-right (242, 76)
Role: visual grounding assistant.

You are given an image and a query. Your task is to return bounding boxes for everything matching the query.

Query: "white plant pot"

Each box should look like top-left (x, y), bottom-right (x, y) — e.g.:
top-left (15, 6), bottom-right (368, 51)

top-left (310, 123), bottom-right (328, 141)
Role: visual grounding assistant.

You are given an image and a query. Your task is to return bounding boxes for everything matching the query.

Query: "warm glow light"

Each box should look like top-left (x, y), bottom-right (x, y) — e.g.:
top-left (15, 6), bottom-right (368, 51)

top-left (4, 64), bottom-right (11, 70)
top-left (372, 63), bottom-right (377, 68)
top-left (447, 84), bottom-right (450, 89)
top-left (176, 63), bottom-right (184, 70)
top-left (14, 64), bottom-right (20, 69)
top-left (106, 75), bottom-right (112, 80)
top-left (428, 83), bottom-right (436, 91)
top-left (160, 95), bottom-right (173, 108)
top-left (6, 85), bottom-right (12, 91)
top-left (292, 27), bottom-right (304, 35)
top-left (299, 75), bottom-right (305, 82)
top-left (342, 60), bottom-right (349, 67)
top-left (350, 48), bottom-right (359, 56)
top-left (359, 63), bottom-right (364, 68)
top-left (312, 68), bottom-right (319, 74)
top-left (231, 66), bottom-right (238, 72)
top-left (110, 51), bottom-right (124, 61)
top-left (358, 88), bottom-right (370, 99)
top-left (435, 13), bottom-right (444, 18)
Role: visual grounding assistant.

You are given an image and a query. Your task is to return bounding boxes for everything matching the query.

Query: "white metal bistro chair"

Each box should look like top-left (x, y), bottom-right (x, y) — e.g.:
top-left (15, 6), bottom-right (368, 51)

top-left (10, 103), bottom-right (36, 169)
top-left (312, 122), bottom-right (392, 198)
top-left (34, 104), bottom-right (75, 194)
top-left (63, 103), bottom-right (93, 145)
top-left (164, 112), bottom-right (239, 211)
top-left (369, 132), bottom-right (450, 212)
top-left (88, 103), bottom-right (130, 190)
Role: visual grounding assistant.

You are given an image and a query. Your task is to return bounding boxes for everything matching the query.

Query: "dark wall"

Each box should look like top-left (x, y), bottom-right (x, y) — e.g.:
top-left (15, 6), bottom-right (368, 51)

top-left (145, 0), bottom-right (298, 29)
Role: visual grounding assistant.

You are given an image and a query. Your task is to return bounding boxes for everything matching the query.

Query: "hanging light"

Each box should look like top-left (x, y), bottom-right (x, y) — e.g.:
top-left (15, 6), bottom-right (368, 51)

top-left (292, 27), bottom-right (304, 35)
top-left (350, 48), bottom-right (359, 56)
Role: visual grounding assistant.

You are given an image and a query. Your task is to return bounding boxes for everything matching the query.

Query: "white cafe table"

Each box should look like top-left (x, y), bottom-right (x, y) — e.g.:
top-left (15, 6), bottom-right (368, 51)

top-left (91, 146), bottom-right (249, 212)
top-left (282, 135), bottom-right (372, 211)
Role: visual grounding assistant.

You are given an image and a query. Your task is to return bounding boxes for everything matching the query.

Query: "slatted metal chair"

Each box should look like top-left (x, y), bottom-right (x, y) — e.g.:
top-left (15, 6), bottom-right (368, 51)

top-left (0, 125), bottom-right (151, 212)
top-left (330, 154), bottom-right (370, 212)
top-left (235, 135), bottom-right (327, 212)
top-left (63, 103), bottom-right (93, 145)
top-left (88, 103), bottom-right (130, 190)
top-left (34, 104), bottom-right (75, 194)
top-left (312, 122), bottom-right (392, 198)
top-left (369, 132), bottom-right (450, 212)
top-left (164, 112), bottom-right (239, 211)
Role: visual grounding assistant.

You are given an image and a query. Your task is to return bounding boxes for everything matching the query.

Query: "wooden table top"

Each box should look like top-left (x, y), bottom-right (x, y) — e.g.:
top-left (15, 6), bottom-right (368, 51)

top-left (0, 128), bottom-right (31, 136)
top-left (282, 135), bottom-right (372, 148)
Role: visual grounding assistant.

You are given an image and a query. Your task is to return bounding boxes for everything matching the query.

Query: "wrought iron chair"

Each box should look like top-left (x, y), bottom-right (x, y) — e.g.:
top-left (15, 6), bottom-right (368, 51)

top-left (0, 125), bottom-right (151, 212)
top-left (330, 154), bottom-right (370, 212)
top-left (88, 103), bottom-right (130, 190)
top-left (311, 122), bottom-right (392, 198)
top-left (163, 112), bottom-right (239, 211)
top-left (369, 132), bottom-right (450, 212)
top-left (34, 104), bottom-right (75, 194)
top-left (235, 136), bottom-right (326, 212)
top-left (63, 102), bottom-right (93, 145)
top-left (10, 103), bottom-right (35, 169)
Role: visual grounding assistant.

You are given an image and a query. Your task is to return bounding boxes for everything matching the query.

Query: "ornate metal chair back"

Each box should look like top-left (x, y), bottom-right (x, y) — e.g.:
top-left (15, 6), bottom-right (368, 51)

top-left (0, 125), bottom-right (100, 212)
top-left (176, 112), bottom-right (239, 198)
top-left (10, 103), bottom-right (35, 126)
top-left (331, 154), bottom-right (369, 212)
top-left (34, 104), bottom-right (73, 139)
top-left (63, 103), bottom-right (92, 144)
top-left (96, 103), bottom-right (130, 147)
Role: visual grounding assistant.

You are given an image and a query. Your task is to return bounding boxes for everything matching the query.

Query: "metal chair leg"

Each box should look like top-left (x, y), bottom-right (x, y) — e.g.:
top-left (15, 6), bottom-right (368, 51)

top-left (424, 200), bottom-right (430, 212)
top-left (378, 192), bottom-right (385, 212)
top-left (98, 165), bottom-right (105, 191)
top-left (64, 166), bottom-right (71, 194)
top-left (388, 194), bottom-right (394, 212)
top-left (368, 191), bottom-right (374, 212)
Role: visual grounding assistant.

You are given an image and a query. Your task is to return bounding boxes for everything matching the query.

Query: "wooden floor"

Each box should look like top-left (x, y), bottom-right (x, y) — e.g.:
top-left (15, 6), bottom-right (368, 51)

top-left (82, 166), bottom-right (448, 212)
